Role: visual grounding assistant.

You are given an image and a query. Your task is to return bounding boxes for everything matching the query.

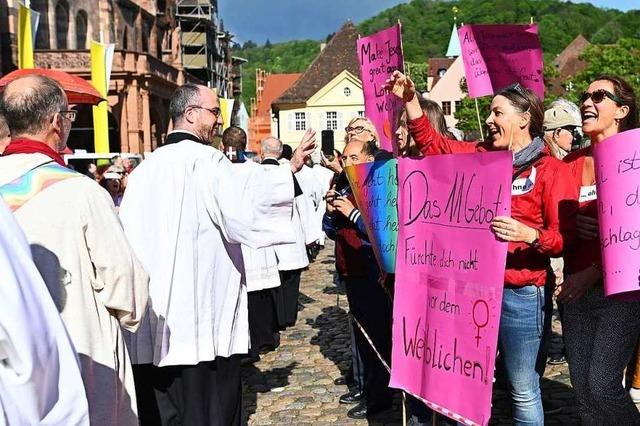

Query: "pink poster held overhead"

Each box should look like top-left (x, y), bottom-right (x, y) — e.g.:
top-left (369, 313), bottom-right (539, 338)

top-left (357, 23), bottom-right (404, 153)
top-left (593, 129), bottom-right (640, 300)
top-left (390, 152), bottom-right (512, 426)
top-left (458, 24), bottom-right (544, 99)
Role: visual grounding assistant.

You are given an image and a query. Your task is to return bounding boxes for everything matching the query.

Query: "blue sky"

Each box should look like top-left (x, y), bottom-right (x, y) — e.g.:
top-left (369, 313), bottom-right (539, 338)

top-left (218, 0), bottom-right (636, 45)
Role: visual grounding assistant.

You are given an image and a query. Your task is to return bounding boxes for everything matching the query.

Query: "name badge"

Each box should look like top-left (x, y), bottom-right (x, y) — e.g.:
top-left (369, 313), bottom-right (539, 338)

top-left (579, 185), bottom-right (597, 202)
top-left (512, 166), bottom-right (537, 196)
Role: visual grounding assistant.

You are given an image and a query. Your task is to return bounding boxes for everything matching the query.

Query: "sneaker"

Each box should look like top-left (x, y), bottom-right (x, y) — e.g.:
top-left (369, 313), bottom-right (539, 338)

top-left (630, 387), bottom-right (640, 403)
top-left (339, 390), bottom-right (363, 405)
top-left (542, 397), bottom-right (563, 415)
top-left (346, 400), bottom-right (367, 419)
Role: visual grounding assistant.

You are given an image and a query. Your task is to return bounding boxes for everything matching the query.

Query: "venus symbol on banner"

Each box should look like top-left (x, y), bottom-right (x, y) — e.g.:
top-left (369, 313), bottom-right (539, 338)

top-left (390, 151), bottom-right (511, 426)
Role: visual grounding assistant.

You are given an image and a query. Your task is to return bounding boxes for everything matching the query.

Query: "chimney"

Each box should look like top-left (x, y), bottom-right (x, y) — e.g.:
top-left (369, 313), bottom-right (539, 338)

top-left (320, 43), bottom-right (326, 52)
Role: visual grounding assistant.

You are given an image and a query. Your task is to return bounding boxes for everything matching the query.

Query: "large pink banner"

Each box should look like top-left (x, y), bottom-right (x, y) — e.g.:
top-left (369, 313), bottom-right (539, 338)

top-left (390, 152), bottom-right (511, 426)
top-left (458, 24), bottom-right (544, 99)
top-left (357, 24), bottom-right (404, 153)
top-left (593, 129), bottom-right (640, 300)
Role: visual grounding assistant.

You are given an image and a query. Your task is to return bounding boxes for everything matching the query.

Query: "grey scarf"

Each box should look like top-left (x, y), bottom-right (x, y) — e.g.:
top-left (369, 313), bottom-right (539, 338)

top-left (513, 136), bottom-right (544, 167)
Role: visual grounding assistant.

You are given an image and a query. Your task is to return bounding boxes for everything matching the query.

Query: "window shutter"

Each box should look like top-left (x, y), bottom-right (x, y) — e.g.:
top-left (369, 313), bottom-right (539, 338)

top-left (338, 111), bottom-right (344, 130)
top-left (306, 111), bottom-right (312, 130)
top-left (288, 112), bottom-right (294, 131)
top-left (320, 111), bottom-right (326, 130)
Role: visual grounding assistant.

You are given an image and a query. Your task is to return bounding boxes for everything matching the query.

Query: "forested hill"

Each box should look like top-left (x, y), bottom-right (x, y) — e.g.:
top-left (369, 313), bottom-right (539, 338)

top-left (234, 0), bottom-right (640, 106)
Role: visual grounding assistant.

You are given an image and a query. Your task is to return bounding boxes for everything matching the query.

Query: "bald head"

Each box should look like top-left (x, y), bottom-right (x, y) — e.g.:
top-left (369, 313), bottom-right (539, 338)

top-left (261, 137), bottom-right (283, 159)
top-left (0, 75), bottom-right (67, 137)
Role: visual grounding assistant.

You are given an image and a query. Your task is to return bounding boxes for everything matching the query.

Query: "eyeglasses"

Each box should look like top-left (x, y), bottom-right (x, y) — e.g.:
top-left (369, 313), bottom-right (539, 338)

top-left (59, 110), bottom-right (77, 123)
top-left (344, 125), bottom-right (370, 134)
top-left (579, 89), bottom-right (624, 105)
top-left (188, 105), bottom-right (221, 117)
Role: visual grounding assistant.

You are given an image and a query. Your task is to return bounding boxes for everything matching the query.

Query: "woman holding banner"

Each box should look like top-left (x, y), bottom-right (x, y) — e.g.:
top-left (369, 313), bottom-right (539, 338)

top-left (560, 75), bottom-right (640, 425)
top-left (385, 71), bottom-right (578, 425)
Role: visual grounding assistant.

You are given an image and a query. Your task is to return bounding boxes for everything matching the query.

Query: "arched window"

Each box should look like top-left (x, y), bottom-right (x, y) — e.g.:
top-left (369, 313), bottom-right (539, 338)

top-left (76, 10), bottom-right (88, 49)
top-left (55, 0), bottom-right (69, 49)
top-left (31, 0), bottom-right (49, 49)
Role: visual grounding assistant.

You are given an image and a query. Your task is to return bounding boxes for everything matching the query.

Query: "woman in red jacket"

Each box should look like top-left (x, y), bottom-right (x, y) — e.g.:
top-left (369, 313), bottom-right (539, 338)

top-left (559, 75), bottom-right (640, 425)
top-left (385, 71), bottom-right (577, 425)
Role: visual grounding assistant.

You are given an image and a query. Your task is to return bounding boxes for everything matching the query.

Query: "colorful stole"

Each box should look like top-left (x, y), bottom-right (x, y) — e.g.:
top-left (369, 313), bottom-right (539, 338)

top-left (0, 162), bottom-right (80, 212)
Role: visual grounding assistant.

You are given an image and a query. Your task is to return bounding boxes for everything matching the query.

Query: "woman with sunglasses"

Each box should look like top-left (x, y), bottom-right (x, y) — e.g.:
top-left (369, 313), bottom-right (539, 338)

top-left (385, 70), bottom-right (578, 425)
top-left (559, 75), bottom-right (640, 425)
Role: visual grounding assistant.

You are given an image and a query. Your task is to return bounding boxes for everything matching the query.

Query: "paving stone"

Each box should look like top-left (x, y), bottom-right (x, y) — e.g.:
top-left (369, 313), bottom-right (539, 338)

top-left (240, 240), bottom-right (597, 425)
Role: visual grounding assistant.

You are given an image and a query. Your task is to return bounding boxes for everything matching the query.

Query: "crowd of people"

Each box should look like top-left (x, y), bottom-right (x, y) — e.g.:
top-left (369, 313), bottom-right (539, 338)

top-left (0, 65), bottom-right (639, 426)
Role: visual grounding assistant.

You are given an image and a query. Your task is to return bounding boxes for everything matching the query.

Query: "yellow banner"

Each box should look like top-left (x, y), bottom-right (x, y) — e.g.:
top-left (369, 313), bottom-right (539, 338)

top-left (90, 40), bottom-right (114, 154)
top-left (219, 97), bottom-right (234, 131)
top-left (18, 5), bottom-right (34, 69)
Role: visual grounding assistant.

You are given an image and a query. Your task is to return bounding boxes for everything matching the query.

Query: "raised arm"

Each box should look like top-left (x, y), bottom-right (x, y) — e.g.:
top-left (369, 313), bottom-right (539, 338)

top-left (384, 71), bottom-right (478, 155)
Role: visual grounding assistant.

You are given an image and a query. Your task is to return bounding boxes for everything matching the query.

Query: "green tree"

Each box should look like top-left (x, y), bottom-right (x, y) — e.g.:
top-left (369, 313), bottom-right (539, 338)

top-left (566, 38), bottom-right (640, 102)
top-left (233, 0), bottom-right (640, 113)
top-left (405, 62), bottom-right (428, 92)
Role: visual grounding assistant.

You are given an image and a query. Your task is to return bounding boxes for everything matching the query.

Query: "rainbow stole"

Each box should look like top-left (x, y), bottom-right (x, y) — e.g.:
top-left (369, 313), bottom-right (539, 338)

top-left (0, 163), bottom-right (80, 212)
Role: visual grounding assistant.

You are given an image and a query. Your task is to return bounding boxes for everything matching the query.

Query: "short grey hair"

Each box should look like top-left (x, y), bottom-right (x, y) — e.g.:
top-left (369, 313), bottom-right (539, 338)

top-left (261, 137), bottom-right (283, 157)
top-left (0, 113), bottom-right (9, 139)
top-left (169, 84), bottom-right (201, 124)
top-left (0, 75), bottom-right (67, 136)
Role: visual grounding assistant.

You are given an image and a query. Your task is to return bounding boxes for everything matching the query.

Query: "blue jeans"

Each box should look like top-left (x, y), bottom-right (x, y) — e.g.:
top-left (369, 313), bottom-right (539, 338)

top-left (498, 285), bottom-right (549, 426)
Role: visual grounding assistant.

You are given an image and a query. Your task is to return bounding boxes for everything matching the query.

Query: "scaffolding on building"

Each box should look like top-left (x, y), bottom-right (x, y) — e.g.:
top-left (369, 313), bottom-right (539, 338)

top-left (175, 0), bottom-right (232, 97)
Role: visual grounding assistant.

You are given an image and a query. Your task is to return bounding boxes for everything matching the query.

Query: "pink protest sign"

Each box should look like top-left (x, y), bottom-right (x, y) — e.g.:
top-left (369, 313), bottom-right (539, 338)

top-left (458, 24), bottom-right (544, 99)
top-left (357, 24), bottom-right (404, 153)
top-left (593, 129), bottom-right (640, 300)
top-left (390, 151), bottom-right (511, 426)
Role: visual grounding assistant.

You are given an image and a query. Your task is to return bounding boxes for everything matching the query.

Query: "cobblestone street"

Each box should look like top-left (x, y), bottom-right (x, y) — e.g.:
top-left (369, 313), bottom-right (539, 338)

top-left (241, 241), bottom-right (581, 425)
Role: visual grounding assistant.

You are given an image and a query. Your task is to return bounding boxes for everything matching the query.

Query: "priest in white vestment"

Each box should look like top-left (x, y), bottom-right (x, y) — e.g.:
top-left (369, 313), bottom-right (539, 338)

top-left (0, 76), bottom-right (149, 426)
top-left (119, 84), bottom-right (316, 425)
top-left (0, 199), bottom-right (89, 425)
top-left (221, 127), bottom-right (283, 359)
top-left (262, 138), bottom-right (314, 330)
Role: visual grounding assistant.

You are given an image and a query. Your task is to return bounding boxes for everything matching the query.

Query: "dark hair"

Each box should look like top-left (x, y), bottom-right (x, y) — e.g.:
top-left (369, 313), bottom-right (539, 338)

top-left (419, 98), bottom-right (455, 139)
top-left (0, 75), bottom-right (67, 136)
top-left (495, 83), bottom-right (544, 139)
top-left (595, 75), bottom-right (638, 132)
top-left (222, 126), bottom-right (247, 151)
top-left (280, 144), bottom-right (293, 160)
top-left (169, 84), bottom-right (201, 124)
top-left (362, 139), bottom-right (379, 157)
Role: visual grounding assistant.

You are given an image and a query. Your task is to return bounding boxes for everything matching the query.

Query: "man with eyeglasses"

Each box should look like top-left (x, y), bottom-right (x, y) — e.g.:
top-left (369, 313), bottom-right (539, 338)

top-left (119, 83), bottom-right (316, 425)
top-left (0, 75), bottom-right (150, 425)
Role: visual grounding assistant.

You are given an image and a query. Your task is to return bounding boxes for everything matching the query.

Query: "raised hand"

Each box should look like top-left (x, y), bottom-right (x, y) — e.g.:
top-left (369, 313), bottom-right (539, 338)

top-left (320, 150), bottom-right (343, 174)
top-left (384, 70), bottom-right (417, 103)
top-left (290, 128), bottom-right (317, 173)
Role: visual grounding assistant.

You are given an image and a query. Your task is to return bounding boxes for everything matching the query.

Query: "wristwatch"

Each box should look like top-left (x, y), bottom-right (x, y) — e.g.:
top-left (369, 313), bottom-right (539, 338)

top-left (529, 229), bottom-right (541, 248)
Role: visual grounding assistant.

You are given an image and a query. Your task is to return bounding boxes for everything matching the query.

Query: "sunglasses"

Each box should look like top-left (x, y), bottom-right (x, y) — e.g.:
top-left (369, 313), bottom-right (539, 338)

top-left (579, 89), bottom-right (624, 105)
top-left (505, 82), bottom-right (528, 98)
